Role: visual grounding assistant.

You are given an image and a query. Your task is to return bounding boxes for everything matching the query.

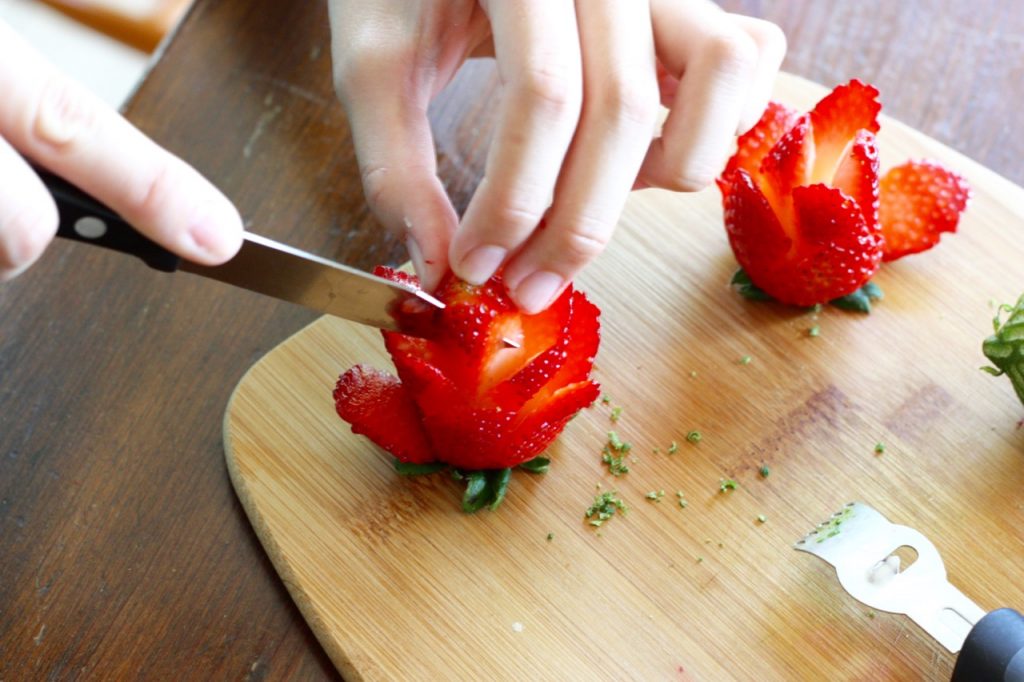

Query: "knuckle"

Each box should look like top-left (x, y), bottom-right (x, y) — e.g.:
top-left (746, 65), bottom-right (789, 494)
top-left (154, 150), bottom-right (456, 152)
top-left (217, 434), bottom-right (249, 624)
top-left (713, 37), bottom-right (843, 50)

top-left (556, 214), bottom-right (611, 266)
top-left (516, 62), bottom-right (582, 120)
top-left (359, 163), bottom-right (391, 211)
top-left (129, 159), bottom-right (179, 224)
top-left (746, 18), bottom-right (787, 56)
top-left (594, 75), bottom-right (660, 129)
top-left (704, 28), bottom-right (759, 75)
top-left (492, 196), bottom-right (546, 234)
top-left (663, 167), bottom-right (717, 193)
top-left (30, 73), bottom-right (99, 150)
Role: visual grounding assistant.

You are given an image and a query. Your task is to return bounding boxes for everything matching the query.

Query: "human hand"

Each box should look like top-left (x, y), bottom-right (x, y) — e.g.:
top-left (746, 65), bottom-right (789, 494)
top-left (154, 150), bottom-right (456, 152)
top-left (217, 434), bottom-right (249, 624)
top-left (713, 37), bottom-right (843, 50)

top-left (0, 21), bottom-right (243, 282)
top-left (329, 0), bottom-right (785, 312)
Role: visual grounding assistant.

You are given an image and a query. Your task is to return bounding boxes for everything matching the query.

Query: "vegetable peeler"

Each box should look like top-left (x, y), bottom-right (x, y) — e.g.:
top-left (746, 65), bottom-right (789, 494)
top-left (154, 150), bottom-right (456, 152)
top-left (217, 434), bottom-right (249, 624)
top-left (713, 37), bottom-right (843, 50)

top-left (794, 502), bottom-right (1024, 681)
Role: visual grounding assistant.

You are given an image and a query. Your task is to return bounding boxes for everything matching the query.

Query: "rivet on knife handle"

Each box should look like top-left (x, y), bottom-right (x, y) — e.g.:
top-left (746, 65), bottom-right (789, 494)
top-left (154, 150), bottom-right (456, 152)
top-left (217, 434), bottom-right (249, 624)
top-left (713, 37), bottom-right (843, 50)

top-left (38, 165), bottom-right (181, 272)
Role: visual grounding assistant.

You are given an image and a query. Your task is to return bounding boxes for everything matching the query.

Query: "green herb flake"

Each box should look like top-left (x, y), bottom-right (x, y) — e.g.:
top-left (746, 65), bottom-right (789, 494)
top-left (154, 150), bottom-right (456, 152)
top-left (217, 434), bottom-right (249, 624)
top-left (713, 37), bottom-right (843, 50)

top-left (585, 491), bottom-right (628, 527)
top-left (607, 430), bottom-right (631, 452)
top-left (719, 478), bottom-right (739, 493)
top-left (645, 490), bottom-right (665, 503)
top-left (867, 610), bottom-right (876, 619)
top-left (546, 532), bottom-right (554, 542)
top-left (686, 430), bottom-right (702, 444)
top-left (874, 442), bottom-right (886, 455)
top-left (696, 556), bottom-right (704, 563)
top-left (808, 325), bottom-right (821, 338)
top-left (600, 395), bottom-right (612, 405)
top-left (757, 514), bottom-right (767, 524)
top-left (602, 448), bottom-right (630, 476)
top-left (609, 406), bottom-right (623, 423)
top-left (814, 505), bottom-right (856, 543)
top-left (739, 355), bottom-right (753, 365)
top-left (759, 465), bottom-right (771, 478)
top-left (667, 441), bottom-right (679, 454)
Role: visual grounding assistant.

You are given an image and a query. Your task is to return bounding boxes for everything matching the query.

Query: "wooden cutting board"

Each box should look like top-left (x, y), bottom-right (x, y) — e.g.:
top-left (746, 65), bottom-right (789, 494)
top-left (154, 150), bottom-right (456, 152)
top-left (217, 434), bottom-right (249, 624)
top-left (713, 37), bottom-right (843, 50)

top-left (223, 73), bottom-right (1024, 681)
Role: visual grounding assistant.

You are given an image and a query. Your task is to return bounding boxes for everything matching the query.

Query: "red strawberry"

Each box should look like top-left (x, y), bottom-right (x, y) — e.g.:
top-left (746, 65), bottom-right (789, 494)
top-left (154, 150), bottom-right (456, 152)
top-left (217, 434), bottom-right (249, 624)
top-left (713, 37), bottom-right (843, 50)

top-left (879, 160), bottom-right (971, 260)
top-left (718, 84), bottom-right (886, 307)
top-left (808, 79), bottom-right (880, 184)
top-left (334, 269), bottom-right (600, 473)
top-left (333, 365), bottom-right (433, 464)
top-left (721, 100), bottom-right (800, 187)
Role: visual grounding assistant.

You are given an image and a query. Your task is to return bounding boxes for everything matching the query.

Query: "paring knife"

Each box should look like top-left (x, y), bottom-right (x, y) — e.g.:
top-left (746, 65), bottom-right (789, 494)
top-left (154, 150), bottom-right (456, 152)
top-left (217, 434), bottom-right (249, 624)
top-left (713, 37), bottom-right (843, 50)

top-left (795, 501), bottom-right (1024, 681)
top-left (39, 167), bottom-right (444, 333)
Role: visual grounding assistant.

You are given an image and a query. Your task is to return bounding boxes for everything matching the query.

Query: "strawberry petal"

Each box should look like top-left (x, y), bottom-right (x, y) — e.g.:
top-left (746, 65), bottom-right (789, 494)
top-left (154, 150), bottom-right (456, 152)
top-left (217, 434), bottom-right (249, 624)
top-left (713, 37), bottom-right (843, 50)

top-left (809, 80), bottom-right (881, 184)
top-left (722, 100), bottom-right (800, 188)
top-left (879, 160), bottom-right (971, 261)
top-left (758, 114), bottom-right (813, 225)
top-left (831, 130), bottom-right (881, 232)
top-left (334, 365), bottom-right (434, 464)
top-left (722, 168), bottom-right (792, 286)
top-left (787, 184), bottom-right (882, 305)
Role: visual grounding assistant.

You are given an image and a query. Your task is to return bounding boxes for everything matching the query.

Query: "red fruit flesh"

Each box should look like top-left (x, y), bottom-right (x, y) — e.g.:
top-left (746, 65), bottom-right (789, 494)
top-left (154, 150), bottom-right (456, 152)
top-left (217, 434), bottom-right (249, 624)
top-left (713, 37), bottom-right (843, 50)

top-left (879, 161), bottom-right (971, 261)
top-left (334, 364), bottom-right (434, 464)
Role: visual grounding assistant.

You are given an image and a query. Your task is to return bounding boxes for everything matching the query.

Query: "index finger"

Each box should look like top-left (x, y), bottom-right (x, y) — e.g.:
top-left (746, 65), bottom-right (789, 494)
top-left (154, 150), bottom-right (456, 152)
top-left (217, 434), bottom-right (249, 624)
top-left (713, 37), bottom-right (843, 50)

top-left (448, 0), bottom-right (583, 285)
top-left (0, 23), bottom-right (242, 265)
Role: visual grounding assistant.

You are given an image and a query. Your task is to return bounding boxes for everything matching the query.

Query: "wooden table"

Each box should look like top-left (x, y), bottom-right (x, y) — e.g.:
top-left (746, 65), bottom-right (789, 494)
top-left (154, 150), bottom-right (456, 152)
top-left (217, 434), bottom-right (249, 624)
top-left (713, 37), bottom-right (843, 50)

top-left (2, 1), bottom-right (1021, 678)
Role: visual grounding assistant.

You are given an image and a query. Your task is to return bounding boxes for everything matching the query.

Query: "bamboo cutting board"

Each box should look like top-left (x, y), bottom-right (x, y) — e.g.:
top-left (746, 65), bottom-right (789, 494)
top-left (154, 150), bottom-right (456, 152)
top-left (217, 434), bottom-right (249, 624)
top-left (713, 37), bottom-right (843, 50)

top-left (224, 73), bottom-right (1024, 681)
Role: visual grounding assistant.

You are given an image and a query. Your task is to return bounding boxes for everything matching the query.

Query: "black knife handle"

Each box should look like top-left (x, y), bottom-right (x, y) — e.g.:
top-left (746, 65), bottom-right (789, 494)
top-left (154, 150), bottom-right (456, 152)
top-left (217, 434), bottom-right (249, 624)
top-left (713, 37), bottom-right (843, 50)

top-left (37, 166), bottom-right (181, 272)
top-left (951, 608), bottom-right (1024, 682)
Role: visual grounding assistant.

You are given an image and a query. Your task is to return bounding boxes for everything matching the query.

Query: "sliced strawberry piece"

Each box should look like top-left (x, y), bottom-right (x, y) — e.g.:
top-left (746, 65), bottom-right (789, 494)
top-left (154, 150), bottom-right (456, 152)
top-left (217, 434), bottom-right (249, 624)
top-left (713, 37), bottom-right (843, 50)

top-left (722, 168), bottom-right (792, 286)
top-left (722, 100), bottom-right (800, 185)
top-left (334, 364), bottom-right (434, 464)
top-left (515, 291), bottom-right (600, 413)
top-left (809, 80), bottom-right (881, 184)
top-left (879, 160), bottom-right (971, 261)
top-left (757, 114), bottom-right (813, 227)
top-left (788, 184), bottom-right (882, 305)
top-left (509, 380), bottom-right (602, 465)
top-left (831, 130), bottom-right (881, 231)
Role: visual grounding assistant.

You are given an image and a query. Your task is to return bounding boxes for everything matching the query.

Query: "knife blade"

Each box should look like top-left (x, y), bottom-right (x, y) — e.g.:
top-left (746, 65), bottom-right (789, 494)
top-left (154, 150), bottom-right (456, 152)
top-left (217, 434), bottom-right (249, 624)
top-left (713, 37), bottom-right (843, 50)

top-left (38, 167), bottom-right (443, 333)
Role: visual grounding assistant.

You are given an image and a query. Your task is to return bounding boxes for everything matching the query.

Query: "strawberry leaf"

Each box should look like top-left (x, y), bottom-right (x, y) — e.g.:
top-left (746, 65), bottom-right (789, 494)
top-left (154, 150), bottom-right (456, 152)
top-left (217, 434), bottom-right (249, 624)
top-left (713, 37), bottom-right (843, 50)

top-left (830, 281), bottom-right (884, 313)
top-left (461, 468), bottom-right (512, 513)
top-left (393, 460), bottom-right (447, 476)
top-left (518, 456), bottom-right (550, 474)
top-left (730, 268), bottom-right (773, 301)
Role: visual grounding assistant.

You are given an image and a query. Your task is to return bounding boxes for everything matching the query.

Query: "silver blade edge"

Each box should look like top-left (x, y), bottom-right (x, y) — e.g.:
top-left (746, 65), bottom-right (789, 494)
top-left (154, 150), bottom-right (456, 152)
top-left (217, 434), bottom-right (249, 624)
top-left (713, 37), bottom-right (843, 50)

top-left (180, 232), bottom-right (443, 333)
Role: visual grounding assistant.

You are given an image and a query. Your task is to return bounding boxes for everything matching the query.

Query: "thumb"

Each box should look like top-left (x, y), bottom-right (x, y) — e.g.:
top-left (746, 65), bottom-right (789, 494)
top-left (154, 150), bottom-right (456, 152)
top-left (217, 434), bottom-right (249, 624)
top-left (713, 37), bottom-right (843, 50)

top-left (332, 59), bottom-right (456, 292)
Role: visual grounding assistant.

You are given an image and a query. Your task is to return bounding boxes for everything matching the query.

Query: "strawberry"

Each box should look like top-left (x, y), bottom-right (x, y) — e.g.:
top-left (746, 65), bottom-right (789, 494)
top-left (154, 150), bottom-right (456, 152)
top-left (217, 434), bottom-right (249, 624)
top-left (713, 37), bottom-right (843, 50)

top-left (334, 268), bottom-right (600, 492)
top-left (879, 161), bottom-right (971, 260)
top-left (333, 365), bottom-right (433, 464)
top-left (718, 79), bottom-right (968, 307)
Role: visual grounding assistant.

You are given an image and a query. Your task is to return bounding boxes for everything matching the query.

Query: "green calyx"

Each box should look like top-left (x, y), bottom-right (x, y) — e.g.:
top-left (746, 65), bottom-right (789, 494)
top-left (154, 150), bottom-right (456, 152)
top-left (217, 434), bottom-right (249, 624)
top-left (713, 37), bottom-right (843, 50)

top-left (730, 268), bottom-right (884, 313)
top-left (982, 294), bottom-right (1024, 407)
top-left (392, 455), bottom-right (550, 513)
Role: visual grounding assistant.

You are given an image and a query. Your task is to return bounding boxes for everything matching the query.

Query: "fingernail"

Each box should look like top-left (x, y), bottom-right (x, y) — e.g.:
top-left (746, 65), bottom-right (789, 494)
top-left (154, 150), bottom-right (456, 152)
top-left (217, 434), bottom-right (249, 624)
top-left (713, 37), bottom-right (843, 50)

top-left (187, 200), bottom-right (242, 263)
top-left (513, 271), bottom-right (564, 314)
top-left (457, 245), bottom-right (506, 285)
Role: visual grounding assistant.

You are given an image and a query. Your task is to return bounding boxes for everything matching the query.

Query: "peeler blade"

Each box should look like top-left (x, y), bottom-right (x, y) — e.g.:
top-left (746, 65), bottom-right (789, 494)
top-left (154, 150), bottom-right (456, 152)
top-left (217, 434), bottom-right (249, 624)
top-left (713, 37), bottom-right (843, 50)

top-left (795, 501), bottom-right (986, 653)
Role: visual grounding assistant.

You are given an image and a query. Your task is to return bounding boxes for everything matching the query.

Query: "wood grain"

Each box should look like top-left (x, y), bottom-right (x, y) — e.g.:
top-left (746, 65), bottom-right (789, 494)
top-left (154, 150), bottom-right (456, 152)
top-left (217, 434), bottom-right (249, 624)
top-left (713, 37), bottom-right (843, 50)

top-left (225, 73), bottom-right (1024, 681)
top-left (1, 1), bottom-right (1022, 679)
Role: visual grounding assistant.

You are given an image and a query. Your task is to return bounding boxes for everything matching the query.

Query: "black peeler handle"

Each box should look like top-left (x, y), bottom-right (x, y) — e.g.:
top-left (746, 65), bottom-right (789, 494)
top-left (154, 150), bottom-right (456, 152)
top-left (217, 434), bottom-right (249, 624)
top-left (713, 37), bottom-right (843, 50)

top-left (951, 608), bottom-right (1024, 682)
top-left (38, 166), bottom-right (181, 272)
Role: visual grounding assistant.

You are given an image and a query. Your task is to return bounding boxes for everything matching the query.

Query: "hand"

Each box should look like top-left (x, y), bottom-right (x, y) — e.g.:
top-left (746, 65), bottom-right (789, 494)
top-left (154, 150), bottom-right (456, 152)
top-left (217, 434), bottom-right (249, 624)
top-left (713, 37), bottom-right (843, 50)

top-left (329, 0), bottom-right (785, 312)
top-left (0, 21), bottom-right (243, 282)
